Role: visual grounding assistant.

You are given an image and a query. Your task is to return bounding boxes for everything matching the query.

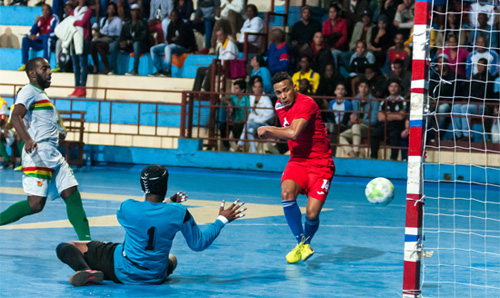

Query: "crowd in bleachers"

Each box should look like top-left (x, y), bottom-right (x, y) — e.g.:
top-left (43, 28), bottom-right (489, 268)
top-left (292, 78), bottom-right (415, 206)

top-left (2, 0), bottom-right (500, 163)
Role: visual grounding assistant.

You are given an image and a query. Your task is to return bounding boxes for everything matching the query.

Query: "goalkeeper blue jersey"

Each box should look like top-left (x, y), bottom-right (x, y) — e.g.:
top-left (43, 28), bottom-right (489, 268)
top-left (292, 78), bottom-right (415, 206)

top-left (113, 199), bottom-right (225, 284)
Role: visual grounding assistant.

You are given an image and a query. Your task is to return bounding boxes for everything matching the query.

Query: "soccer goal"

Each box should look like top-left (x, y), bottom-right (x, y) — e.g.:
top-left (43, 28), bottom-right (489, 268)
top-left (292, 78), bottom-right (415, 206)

top-left (403, 1), bottom-right (500, 297)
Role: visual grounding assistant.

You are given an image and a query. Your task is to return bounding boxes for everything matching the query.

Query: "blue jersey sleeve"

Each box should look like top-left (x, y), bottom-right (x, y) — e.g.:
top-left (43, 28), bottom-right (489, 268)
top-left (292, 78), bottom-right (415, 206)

top-left (180, 213), bottom-right (225, 252)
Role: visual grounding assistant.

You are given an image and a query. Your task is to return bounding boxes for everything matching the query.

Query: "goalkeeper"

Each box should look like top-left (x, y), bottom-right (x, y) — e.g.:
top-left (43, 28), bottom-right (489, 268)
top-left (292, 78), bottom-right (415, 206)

top-left (56, 164), bottom-right (247, 286)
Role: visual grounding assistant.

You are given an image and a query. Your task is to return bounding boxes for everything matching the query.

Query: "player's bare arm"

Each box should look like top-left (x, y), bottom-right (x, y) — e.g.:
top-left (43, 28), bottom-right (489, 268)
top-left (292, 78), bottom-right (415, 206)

top-left (258, 118), bottom-right (308, 140)
top-left (11, 104), bottom-right (37, 153)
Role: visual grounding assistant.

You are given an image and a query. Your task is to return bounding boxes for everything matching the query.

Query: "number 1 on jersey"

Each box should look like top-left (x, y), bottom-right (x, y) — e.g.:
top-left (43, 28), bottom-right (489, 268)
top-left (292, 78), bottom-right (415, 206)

top-left (146, 227), bottom-right (156, 250)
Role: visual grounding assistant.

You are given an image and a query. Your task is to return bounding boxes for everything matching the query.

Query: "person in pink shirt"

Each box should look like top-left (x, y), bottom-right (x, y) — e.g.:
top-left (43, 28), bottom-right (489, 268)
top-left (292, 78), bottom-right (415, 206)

top-left (322, 3), bottom-right (347, 70)
top-left (436, 34), bottom-right (469, 78)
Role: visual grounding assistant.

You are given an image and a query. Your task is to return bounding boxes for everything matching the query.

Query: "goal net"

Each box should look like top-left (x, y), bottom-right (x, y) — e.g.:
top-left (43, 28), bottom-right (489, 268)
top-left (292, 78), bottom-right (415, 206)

top-left (404, 1), bottom-right (500, 297)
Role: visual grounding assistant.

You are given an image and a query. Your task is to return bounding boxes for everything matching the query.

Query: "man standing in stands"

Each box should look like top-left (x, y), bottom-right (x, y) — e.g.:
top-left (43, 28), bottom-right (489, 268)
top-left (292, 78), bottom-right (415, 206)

top-left (18, 4), bottom-right (59, 72)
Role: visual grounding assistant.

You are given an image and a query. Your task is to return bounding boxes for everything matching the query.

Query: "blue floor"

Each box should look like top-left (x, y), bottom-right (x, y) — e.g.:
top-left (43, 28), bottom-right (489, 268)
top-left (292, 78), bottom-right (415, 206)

top-left (3, 164), bottom-right (491, 297)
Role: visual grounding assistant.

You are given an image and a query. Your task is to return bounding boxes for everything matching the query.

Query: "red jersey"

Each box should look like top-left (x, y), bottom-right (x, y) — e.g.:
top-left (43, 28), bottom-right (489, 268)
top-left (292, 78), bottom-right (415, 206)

top-left (275, 93), bottom-right (331, 159)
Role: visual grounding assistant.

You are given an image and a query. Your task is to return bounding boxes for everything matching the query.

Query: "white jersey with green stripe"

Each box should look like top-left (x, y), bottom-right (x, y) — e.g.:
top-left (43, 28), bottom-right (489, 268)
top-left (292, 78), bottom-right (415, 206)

top-left (15, 84), bottom-right (59, 147)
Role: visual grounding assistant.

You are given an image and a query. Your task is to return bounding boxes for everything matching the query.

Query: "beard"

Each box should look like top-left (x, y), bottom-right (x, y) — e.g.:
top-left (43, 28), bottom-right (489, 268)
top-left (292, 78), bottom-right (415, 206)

top-left (36, 72), bottom-right (51, 89)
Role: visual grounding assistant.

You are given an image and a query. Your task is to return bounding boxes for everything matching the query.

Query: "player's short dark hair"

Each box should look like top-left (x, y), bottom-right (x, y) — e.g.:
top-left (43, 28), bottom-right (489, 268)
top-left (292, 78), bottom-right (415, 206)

top-left (140, 165), bottom-right (169, 198)
top-left (233, 79), bottom-right (246, 91)
top-left (271, 72), bottom-right (293, 86)
top-left (25, 57), bottom-right (45, 77)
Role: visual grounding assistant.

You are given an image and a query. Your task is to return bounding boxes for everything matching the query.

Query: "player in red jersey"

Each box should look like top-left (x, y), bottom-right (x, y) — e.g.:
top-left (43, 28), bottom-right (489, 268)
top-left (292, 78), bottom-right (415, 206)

top-left (258, 72), bottom-right (335, 263)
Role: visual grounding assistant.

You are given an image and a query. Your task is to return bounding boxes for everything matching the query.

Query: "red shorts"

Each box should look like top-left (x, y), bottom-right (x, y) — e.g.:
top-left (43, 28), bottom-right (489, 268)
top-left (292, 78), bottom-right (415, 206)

top-left (281, 157), bottom-right (335, 202)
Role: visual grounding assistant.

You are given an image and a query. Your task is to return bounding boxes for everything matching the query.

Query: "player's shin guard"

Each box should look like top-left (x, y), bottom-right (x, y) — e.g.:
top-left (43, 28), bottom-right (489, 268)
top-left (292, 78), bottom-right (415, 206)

top-left (282, 200), bottom-right (304, 243)
top-left (0, 200), bottom-right (32, 225)
top-left (64, 190), bottom-right (91, 240)
top-left (304, 218), bottom-right (320, 244)
top-left (56, 242), bottom-right (91, 271)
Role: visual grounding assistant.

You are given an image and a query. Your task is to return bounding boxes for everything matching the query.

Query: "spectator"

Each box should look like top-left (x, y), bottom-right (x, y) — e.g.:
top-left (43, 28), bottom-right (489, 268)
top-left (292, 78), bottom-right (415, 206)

top-left (149, 0), bottom-right (174, 45)
top-left (349, 40), bottom-right (375, 95)
top-left (468, 1), bottom-right (497, 29)
top-left (327, 82), bottom-right (352, 156)
top-left (371, 79), bottom-right (408, 160)
top-left (223, 79), bottom-right (249, 149)
top-left (435, 34), bottom-right (469, 78)
top-left (120, 3), bottom-right (149, 76)
top-left (316, 63), bottom-right (345, 97)
top-left (369, 14), bottom-right (393, 68)
top-left (250, 54), bottom-right (272, 94)
top-left (267, 28), bottom-right (289, 75)
top-left (337, 0), bottom-right (369, 27)
top-left (90, 2), bottom-right (122, 75)
top-left (342, 9), bottom-right (373, 69)
top-left (393, 0), bottom-right (414, 40)
top-left (322, 3), bottom-right (348, 68)
top-left (339, 79), bottom-right (379, 158)
top-left (435, 12), bottom-right (467, 49)
top-left (150, 9), bottom-right (196, 77)
top-left (52, 2), bottom-right (75, 73)
top-left (18, 4), bottom-right (59, 72)
top-left (384, 32), bottom-right (410, 75)
top-left (454, 58), bottom-right (496, 142)
top-left (364, 64), bottom-right (387, 99)
top-left (289, 5), bottom-right (322, 68)
top-left (469, 12), bottom-right (498, 50)
top-left (289, 5), bottom-right (322, 48)
top-left (192, 27), bottom-right (238, 91)
top-left (69, 0), bottom-right (92, 98)
top-left (379, 0), bottom-right (401, 25)
top-left (192, 0), bottom-right (219, 53)
top-left (237, 4), bottom-right (264, 53)
top-left (298, 79), bottom-right (313, 96)
top-left (233, 77), bottom-right (274, 153)
top-left (212, 0), bottom-right (245, 49)
top-left (388, 59), bottom-right (411, 99)
top-left (466, 36), bottom-right (499, 78)
top-left (174, 0), bottom-right (193, 22)
top-left (428, 53), bottom-right (463, 140)
top-left (93, 0), bottom-right (130, 23)
top-left (292, 56), bottom-right (321, 94)
top-left (303, 31), bottom-right (335, 74)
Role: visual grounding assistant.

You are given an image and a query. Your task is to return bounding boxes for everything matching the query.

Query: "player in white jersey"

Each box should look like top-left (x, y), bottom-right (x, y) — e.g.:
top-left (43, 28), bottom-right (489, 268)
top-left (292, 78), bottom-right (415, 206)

top-left (0, 57), bottom-right (91, 241)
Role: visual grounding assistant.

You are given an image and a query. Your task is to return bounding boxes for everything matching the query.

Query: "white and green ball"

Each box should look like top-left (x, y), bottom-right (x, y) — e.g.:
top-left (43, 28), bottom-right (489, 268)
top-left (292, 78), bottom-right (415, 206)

top-left (365, 177), bottom-right (395, 205)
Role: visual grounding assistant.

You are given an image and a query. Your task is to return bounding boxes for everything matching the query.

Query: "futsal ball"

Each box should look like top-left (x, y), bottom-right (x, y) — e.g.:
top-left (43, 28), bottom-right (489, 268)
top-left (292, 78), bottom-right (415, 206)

top-left (365, 178), bottom-right (395, 205)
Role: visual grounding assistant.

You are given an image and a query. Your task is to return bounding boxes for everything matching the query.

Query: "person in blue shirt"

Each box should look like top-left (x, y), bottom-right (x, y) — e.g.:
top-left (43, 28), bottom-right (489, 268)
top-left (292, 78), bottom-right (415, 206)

top-left (339, 79), bottom-right (379, 158)
top-left (250, 54), bottom-right (273, 94)
top-left (55, 164), bottom-right (246, 286)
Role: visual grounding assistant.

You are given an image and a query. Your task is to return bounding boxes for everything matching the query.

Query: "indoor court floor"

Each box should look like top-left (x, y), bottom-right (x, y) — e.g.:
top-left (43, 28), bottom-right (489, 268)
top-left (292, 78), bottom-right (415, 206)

top-left (0, 164), bottom-right (496, 297)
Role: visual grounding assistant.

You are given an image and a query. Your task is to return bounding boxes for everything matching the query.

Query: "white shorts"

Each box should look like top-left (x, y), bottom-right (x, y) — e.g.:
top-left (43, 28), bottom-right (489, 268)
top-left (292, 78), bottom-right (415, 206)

top-left (22, 142), bottom-right (78, 200)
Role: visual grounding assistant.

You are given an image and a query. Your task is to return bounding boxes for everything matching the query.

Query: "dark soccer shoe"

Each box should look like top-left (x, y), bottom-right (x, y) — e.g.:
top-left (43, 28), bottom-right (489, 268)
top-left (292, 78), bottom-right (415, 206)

top-left (69, 270), bottom-right (104, 286)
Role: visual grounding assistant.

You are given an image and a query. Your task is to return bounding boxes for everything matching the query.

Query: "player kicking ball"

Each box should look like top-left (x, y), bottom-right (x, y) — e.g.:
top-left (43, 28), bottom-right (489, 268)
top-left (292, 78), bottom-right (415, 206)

top-left (258, 72), bottom-right (335, 263)
top-left (56, 165), bottom-right (247, 286)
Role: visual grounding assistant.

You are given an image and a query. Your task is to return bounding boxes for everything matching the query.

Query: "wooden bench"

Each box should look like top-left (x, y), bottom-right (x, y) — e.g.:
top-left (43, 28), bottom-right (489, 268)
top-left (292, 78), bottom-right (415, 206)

top-left (58, 110), bottom-right (86, 168)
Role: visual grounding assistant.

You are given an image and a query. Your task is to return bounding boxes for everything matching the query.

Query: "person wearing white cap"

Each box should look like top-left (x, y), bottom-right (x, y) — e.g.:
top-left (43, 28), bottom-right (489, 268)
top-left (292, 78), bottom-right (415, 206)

top-left (120, 3), bottom-right (149, 76)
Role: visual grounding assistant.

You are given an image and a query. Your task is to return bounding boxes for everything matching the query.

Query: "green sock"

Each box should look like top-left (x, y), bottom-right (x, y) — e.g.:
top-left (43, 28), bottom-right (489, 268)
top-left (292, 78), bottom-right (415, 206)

top-left (0, 200), bottom-right (32, 225)
top-left (64, 191), bottom-right (91, 240)
top-left (17, 141), bottom-right (24, 163)
top-left (0, 141), bottom-right (10, 164)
